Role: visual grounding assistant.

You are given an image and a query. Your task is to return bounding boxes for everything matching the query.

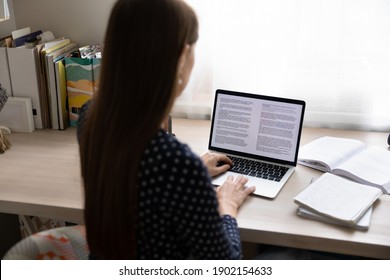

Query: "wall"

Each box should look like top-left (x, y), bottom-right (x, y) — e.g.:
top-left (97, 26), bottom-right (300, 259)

top-left (11, 0), bottom-right (116, 46)
top-left (0, 1), bottom-right (4, 19)
top-left (0, 0), bottom-right (16, 38)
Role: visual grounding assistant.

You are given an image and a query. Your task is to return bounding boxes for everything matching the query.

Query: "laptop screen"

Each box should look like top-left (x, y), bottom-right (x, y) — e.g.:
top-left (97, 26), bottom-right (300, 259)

top-left (209, 89), bottom-right (306, 165)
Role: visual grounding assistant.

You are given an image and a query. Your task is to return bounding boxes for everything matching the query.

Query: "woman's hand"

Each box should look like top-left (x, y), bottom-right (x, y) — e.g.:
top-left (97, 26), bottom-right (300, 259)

top-left (200, 152), bottom-right (233, 177)
top-left (216, 175), bottom-right (256, 218)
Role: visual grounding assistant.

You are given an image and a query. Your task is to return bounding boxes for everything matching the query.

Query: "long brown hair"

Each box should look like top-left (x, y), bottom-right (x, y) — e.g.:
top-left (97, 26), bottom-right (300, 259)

top-left (79, 0), bottom-right (198, 259)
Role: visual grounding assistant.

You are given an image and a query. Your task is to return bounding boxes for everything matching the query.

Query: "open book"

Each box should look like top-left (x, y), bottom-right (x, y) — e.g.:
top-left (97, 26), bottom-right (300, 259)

top-left (294, 173), bottom-right (382, 226)
top-left (298, 136), bottom-right (390, 194)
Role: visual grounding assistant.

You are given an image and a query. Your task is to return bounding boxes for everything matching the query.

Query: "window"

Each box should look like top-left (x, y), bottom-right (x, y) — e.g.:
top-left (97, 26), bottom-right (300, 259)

top-left (1, 0), bottom-right (10, 20)
top-left (175, 0), bottom-right (390, 131)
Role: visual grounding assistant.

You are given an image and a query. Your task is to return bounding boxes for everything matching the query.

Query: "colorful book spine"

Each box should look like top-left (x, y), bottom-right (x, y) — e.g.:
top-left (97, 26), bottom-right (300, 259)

top-left (54, 60), bottom-right (70, 130)
top-left (64, 57), bottom-right (100, 126)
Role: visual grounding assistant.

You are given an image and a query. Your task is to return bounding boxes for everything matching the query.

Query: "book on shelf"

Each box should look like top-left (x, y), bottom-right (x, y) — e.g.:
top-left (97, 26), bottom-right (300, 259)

top-left (11, 27), bottom-right (31, 41)
top-left (38, 38), bottom-right (76, 129)
top-left (45, 42), bottom-right (78, 129)
top-left (64, 57), bottom-right (100, 126)
top-left (294, 173), bottom-right (382, 227)
top-left (54, 59), bottom-right (70, 130)
top-left (298, 136), bottom-right (390, 194)
top-left (13, 30), bottom-right (42, 47)
top-left (43, 38), bottom-right (70, 54)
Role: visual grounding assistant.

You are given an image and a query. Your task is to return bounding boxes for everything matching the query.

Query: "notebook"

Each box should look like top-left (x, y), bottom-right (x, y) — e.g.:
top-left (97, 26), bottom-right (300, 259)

top-left (209, 89), bottom-right (306, 198)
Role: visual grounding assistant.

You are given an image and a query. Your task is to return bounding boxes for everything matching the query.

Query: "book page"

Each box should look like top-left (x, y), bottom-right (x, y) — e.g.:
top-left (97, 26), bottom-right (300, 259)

top-left (294, 173), bottom-right (382, 224)
top-left (298, 136), bottom-right (365, 171)
top-left (333, 147), bottom-right (390, 193)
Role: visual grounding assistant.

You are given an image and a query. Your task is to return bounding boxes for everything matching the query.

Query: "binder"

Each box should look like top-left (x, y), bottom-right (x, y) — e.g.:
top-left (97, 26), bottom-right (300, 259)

top-left (7, 47), bottom-right (49, 129)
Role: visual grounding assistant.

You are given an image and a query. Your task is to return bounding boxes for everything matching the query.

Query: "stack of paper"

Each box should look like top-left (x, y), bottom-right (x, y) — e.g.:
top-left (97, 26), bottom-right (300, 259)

top-left (294, 173), bottom-right (382, 230)
top-left (296, 206), bottom-right (373, 231)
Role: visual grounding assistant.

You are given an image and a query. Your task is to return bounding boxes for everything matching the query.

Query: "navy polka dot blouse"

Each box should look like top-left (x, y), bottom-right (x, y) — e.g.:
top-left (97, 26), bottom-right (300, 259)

top-left (78, 101), bottom-right (243, 259)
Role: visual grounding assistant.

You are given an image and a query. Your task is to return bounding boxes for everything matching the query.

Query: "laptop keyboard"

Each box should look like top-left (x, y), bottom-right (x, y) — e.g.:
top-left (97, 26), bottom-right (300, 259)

top-left (218, 155), bottom-right (289, 182)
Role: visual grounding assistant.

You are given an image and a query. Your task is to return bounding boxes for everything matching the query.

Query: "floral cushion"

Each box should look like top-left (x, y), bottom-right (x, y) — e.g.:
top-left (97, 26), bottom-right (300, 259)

top-left (3, 225), bottom-right (89, 260)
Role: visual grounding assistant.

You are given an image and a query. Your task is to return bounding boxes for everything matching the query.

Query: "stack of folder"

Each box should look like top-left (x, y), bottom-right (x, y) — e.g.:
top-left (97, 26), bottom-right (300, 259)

top-left (0, 27), bottom-right (79, 130)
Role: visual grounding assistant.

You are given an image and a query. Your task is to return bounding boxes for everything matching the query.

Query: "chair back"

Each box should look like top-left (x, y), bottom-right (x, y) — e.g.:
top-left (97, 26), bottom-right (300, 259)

top-left (3, 225), bottom-right (89, 260)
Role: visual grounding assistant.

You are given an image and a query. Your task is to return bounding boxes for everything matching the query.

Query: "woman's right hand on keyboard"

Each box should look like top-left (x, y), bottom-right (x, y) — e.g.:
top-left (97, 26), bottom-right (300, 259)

top-left (216, 175), bottom-right (256, 218)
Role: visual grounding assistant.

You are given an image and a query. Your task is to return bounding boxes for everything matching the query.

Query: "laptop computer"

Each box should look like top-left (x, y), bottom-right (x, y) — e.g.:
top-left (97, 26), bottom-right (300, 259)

top-left (209, 89), bottom-right (306, 198)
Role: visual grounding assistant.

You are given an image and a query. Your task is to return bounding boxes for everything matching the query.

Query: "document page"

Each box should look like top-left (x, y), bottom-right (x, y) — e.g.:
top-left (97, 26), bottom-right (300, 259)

top-left (294, 173), bottom-right (382, 224)
top-left (210, 93), bottom-right (303, 162)
top-left (298, 136), bottom-right (366, 171)
top-left (333, 146), bottom-right (390, 193)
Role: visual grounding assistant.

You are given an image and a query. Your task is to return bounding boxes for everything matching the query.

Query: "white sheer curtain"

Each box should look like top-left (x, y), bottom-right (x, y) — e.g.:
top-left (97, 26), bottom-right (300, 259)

top-left (173, 0), bottom-right (390, 131)
top-left (3, 0), bottom-right (10, 18)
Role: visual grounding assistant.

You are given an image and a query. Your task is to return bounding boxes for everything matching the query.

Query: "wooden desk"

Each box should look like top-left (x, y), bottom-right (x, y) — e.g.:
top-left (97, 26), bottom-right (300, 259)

top-left (0, 129), bottom-right (83, 223)
top-left (0, 119), bottom-right (389, 259)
